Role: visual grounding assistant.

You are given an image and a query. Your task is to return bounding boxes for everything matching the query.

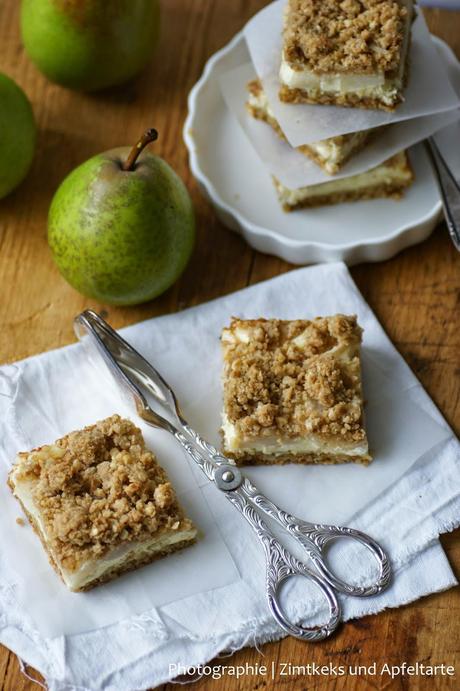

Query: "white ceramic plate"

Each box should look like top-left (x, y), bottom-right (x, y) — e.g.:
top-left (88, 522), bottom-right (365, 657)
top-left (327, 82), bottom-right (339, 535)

top-left (184, 33), bottom-right (460, 264)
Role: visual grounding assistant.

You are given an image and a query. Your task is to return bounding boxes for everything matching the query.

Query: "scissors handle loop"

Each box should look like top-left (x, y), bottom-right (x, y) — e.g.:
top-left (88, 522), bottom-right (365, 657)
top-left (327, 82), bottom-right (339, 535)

top-left (265, 542), bottom-right (340, 641)
top-left (226, 486), bottom-right (341, 641)
top-left (240, 479), bottom-right (391, 597)
top-left (293, 522), bottom-right (391, 596)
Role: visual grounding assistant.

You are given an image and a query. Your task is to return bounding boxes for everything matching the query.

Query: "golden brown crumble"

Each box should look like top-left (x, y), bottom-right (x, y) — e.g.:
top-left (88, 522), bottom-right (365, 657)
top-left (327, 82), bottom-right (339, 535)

top-left (221, 315), bottom-right (367, 442)
top-left (283, 0), bottom-right (411, 75)
top-left (9, 415), bottom-right (194, 571)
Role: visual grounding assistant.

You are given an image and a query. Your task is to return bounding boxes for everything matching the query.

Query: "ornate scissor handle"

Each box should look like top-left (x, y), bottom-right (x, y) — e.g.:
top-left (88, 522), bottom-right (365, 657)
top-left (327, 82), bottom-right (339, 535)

top-left (225, 486), bottom-right (341, 641)
top-left (174, 428), bottom-right (391, 600)
top-left (264, 534), bottom-right (341, 641)
top-left (292, 521), bottom-right (391, 596)
top-left (240, 479), bottom-right (391, 597)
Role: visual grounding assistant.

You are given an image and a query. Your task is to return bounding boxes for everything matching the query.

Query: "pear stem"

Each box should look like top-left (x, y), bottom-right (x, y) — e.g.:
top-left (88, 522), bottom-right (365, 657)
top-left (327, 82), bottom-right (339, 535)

top-left (122, 128), bottom-right (158, 171)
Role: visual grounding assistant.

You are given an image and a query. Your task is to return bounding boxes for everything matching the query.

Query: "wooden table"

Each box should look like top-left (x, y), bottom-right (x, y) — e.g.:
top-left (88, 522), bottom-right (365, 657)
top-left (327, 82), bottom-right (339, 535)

top-left (0, 1), bottom-right (459, 689)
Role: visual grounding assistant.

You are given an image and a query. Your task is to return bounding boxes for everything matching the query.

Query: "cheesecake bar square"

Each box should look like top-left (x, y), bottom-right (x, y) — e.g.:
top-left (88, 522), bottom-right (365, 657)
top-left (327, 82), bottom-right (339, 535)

top-left (279, 0), bottom-right (413, 111)
top-left (8, 415), bottom-right (197, 591)
top-left (221, 315), bottom-right (371, 466)
top-left (274, 150), bottom-right (413, 210)
top-left (247, 78), bottom-right (379, 175)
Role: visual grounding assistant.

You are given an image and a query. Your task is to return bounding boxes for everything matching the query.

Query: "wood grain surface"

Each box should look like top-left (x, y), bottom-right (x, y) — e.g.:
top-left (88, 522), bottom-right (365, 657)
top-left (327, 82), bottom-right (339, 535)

top-left (0, 1), bottom-right (459, 689)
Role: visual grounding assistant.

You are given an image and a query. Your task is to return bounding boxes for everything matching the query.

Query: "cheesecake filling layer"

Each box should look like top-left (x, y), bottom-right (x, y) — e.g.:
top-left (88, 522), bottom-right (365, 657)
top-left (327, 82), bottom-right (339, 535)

top-left (222, 416), bottom-right (369, 458)
top-left (279, 60), bottom-right (402, 107)
top-left (63, 529), bottom-right (196, 591)
top-left (280, 60), bottom-right (387, 94)
top-left (11, 473), bottom-right (196, 591)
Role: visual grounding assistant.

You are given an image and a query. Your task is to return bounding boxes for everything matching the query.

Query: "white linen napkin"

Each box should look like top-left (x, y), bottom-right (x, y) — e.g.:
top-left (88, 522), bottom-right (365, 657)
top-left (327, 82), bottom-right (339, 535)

top-left (0, 263), bottom-right (458, 691)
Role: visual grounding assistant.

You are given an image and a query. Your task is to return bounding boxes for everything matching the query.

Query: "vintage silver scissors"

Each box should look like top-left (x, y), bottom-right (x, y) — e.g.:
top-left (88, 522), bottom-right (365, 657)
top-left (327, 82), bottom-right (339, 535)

top-left (74, 309), bottom-right (391, 642)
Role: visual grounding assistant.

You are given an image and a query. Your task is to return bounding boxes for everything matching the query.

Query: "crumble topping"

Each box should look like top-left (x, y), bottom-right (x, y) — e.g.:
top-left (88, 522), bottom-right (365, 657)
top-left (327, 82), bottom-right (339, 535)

top-left (283, 0), bottom-right (411, 75)
top-left (222, 315), bottom-right (366, 442)
top-left (11, 415), bottom-right (192, 571)
top-left (248, 78), bottom-right (263, 98)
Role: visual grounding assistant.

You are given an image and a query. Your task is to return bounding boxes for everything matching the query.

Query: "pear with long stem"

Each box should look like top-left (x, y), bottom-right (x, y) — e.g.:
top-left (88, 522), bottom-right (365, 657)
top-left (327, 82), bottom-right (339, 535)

top-left (48, 129), bottom-right (195, 306)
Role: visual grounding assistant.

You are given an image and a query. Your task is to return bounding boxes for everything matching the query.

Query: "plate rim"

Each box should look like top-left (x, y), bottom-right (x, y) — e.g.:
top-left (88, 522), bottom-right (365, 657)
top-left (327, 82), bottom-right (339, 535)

top-left (183, 30), bottom-right (455, 262)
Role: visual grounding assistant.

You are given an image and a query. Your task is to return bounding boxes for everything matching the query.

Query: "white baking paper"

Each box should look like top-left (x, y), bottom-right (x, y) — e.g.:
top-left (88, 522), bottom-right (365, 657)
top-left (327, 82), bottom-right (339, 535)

top-left (219, 61), bottom-right (460, 187)
top-left (244, 0), bottom-right (460, 146)
top-left (0, 271), bottom-right (452, 639)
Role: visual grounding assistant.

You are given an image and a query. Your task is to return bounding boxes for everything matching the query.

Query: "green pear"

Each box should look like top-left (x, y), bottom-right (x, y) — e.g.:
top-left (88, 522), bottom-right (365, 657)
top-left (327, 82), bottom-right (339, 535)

top-left (0, 73), bottom-right (36, 199)
top-left (21, 0), bottom-right (161, 92)
top-left (48, 129), bottom-right (195, 306)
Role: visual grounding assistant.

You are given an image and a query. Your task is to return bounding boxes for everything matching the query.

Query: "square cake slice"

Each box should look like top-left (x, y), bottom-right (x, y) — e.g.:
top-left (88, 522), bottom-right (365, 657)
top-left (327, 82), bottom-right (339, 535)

top-left (274, 150), bottom-right (413, 210)
top-left (247, 78), bottom-right (379, 174)
top-left (8, 415), bottom-right (197, 591)
top-left (221, 315), bottom-right (371, 466)
top-left (279, 0), bottom-right (413, 111)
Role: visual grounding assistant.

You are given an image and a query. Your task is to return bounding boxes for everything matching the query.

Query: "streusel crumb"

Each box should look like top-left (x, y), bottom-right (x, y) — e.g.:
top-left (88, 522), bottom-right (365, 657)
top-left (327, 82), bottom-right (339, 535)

top-left (11, 415), bottom-right (193, 571)
top-left (221, 315), bottom-right (366, 442)
top-left (283, 0), bottom-right (411, 75)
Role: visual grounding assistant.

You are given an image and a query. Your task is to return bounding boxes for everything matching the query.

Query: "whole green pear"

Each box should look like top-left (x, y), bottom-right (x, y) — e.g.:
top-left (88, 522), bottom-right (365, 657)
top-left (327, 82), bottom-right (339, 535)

top-left (48, 130), bottom-right (195, 306)
top-left (21, 0), bottom-right (161, 91)
top-left (0, 73), bottom-right (36, 199)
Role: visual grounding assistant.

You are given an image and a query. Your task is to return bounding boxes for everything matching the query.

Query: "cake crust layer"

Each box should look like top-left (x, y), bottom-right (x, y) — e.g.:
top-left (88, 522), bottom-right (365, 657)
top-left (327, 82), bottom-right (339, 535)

top-left (276, 178), bottom-right (412, 211)
top-left (225, 450), bottom-right (371, 467)
top-left (274, 151), bottom-right (414, 210)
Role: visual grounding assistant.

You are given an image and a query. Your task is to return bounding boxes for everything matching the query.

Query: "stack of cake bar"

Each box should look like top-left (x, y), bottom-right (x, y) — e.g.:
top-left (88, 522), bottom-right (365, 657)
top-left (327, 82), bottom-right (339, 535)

top-left (246, 0), bottom-right (415, 211)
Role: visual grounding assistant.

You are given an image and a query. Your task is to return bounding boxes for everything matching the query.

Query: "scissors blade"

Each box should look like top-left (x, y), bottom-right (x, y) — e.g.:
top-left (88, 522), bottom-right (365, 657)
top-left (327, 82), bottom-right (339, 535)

top-left (74, 310), bottom-right (151, 417)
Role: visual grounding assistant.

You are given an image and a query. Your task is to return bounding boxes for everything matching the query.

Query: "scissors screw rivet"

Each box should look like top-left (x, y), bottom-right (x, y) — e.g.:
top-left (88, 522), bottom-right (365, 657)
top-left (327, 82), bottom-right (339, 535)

top-left (215, 465), bottom-right (241, 491)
